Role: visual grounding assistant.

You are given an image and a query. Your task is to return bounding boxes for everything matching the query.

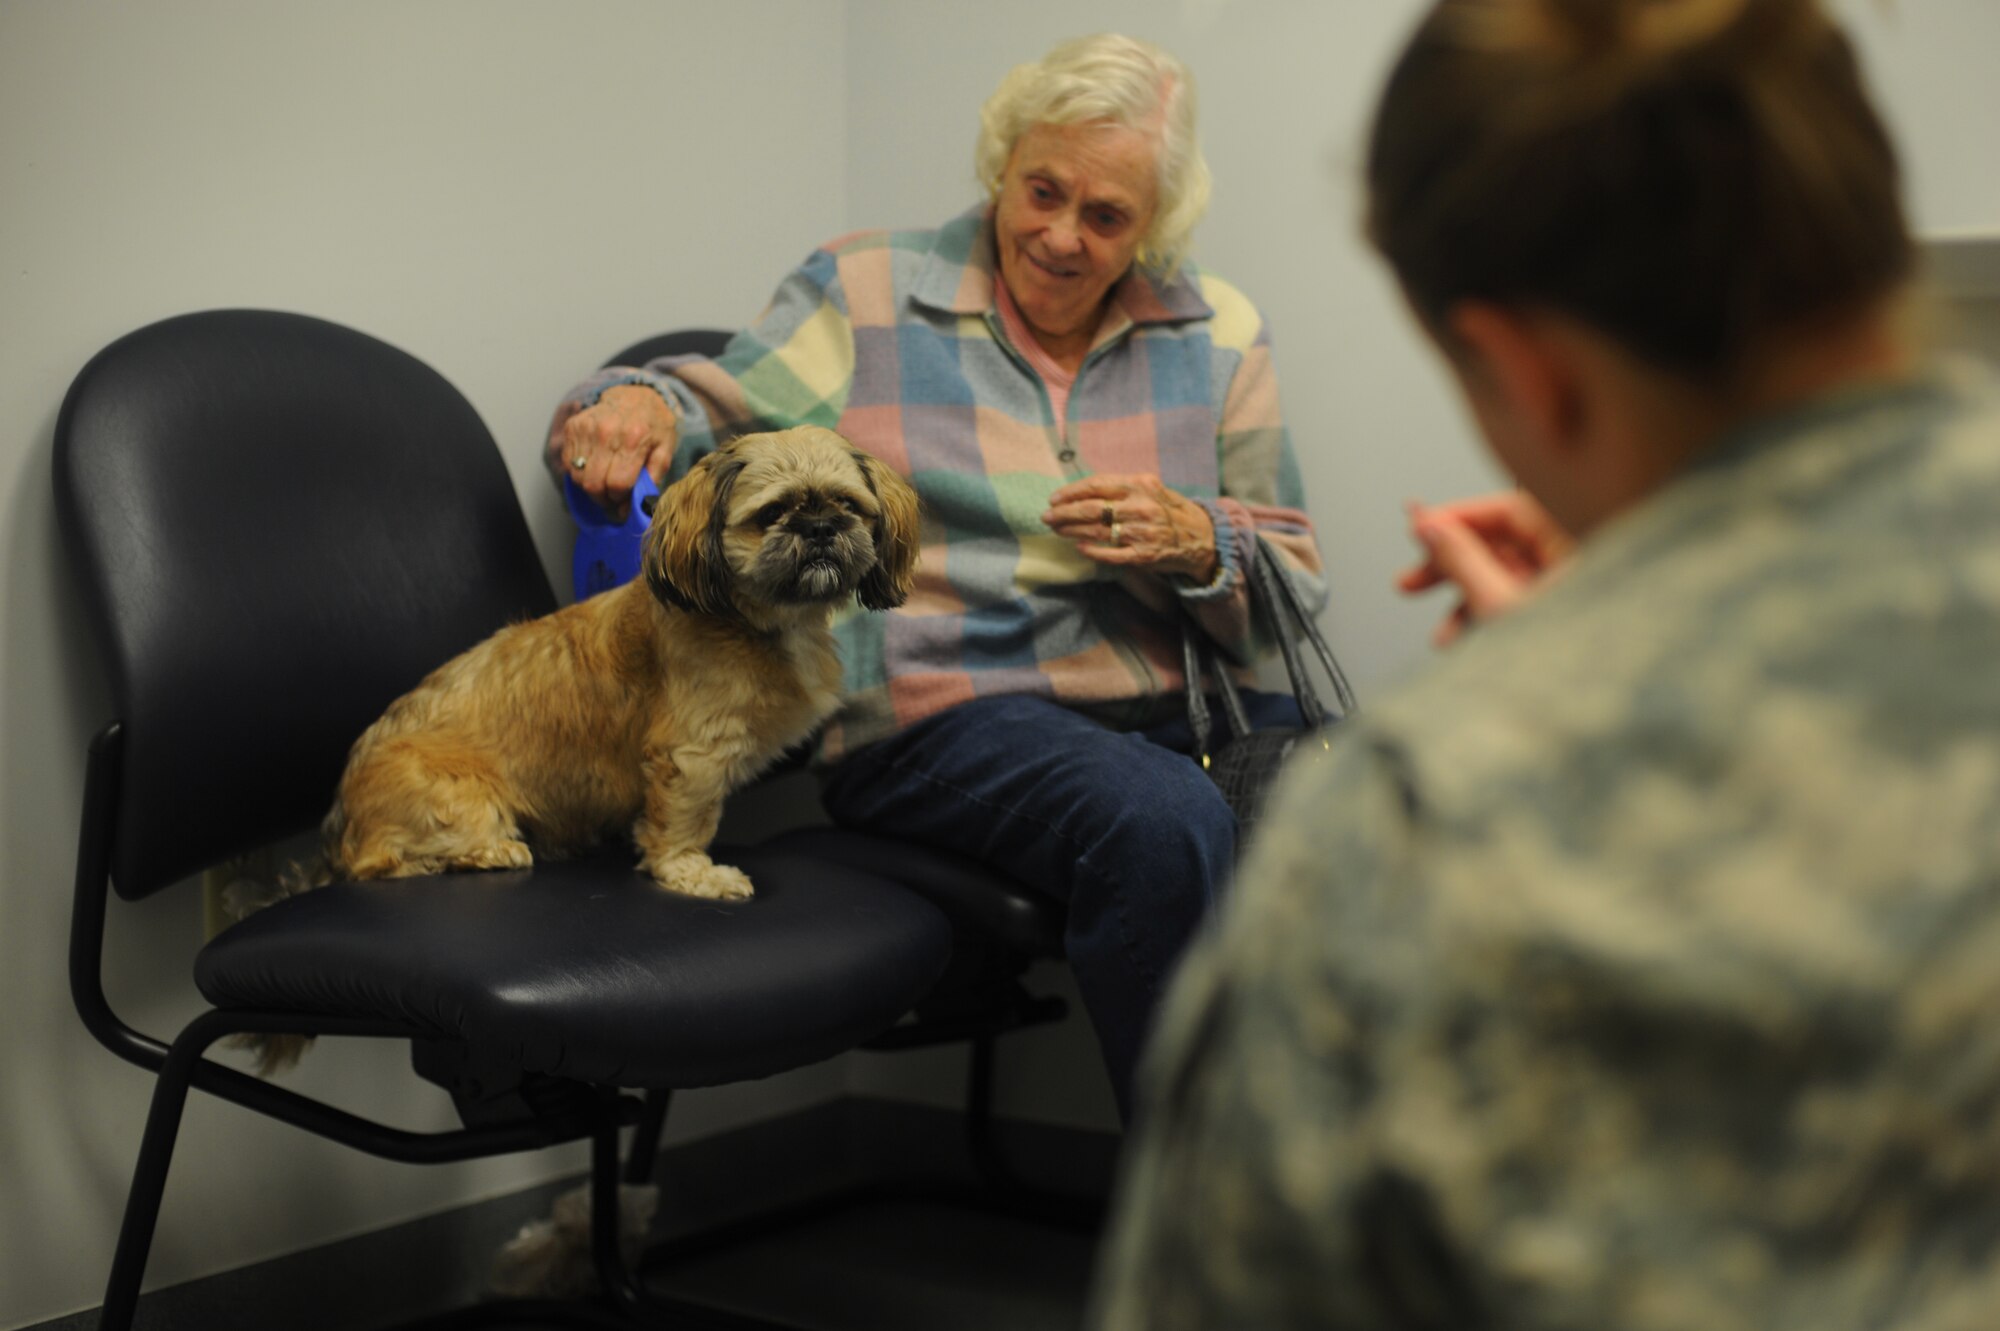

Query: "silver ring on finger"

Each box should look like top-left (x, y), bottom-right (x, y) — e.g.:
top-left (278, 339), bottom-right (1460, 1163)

top-left (571, 454), bottom-right (588, 469)
top-left (1111, 520), bottom-right (1123, 547)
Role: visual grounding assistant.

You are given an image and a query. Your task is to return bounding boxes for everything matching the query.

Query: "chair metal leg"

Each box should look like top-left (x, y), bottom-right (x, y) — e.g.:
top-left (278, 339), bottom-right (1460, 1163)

top-left (95, 1012), bottom-right (649, 1331)
top-left (965, 1031), bottom-right (1019, 1192)
top-left (590, 1104), bottom-right (653, 1314)
top-left (586, 1093), bottom-right (804, 1331)
top-left (98, 1013), bottom-right (234, 1331)
top-left (622, 1089), bottom-right (672, 1186)
top-left (960, 1032), bottom-right (1107, 1232)
top-left (95, 1030), bottom-right (1079, 1330)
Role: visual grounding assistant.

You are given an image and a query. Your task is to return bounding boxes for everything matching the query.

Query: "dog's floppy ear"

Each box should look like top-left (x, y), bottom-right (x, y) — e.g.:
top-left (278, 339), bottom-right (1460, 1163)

top-left (643, 448), bottom-right (744, 617)
top-left (851, 449), bottom-right (921, 611)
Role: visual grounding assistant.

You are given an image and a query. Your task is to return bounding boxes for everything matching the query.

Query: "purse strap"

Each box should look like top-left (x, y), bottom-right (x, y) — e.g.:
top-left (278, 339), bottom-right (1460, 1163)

top-left (1181, 620), bottom-right (1218, 760)
top-left (1248, 534), bottom-right (1358, 717)
top-left (1248, 540), bottom-right (1327, 730)
top-left (1183, 534), bottom-right (1357, 764)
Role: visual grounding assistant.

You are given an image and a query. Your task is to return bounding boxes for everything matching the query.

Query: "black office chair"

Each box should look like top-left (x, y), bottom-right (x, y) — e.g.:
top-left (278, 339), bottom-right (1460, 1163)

top-left (54, 309), bottom-right (963, 1329)
top-left (589, 332), bottom-right (1082, 1216)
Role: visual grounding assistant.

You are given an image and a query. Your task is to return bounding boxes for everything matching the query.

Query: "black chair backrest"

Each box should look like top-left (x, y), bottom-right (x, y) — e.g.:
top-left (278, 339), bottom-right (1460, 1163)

top-left (54, 310), bottom-right (558, 900)
top-left (601, 329), bottom-right (732, 370)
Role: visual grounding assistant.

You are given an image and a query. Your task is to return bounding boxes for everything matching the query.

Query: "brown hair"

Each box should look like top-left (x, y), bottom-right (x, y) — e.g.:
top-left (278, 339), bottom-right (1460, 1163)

top-left (1365, 0), bottom-right (1912, 384)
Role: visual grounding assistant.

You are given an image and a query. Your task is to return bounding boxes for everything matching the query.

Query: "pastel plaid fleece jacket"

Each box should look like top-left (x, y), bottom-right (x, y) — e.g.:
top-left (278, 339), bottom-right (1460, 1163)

top-left (548, 205), bottom-right (1327, 760)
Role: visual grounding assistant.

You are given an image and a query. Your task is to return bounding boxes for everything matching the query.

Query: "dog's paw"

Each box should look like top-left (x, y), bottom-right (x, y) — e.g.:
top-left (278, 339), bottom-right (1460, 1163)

top-left (457, 839), bottom-right (534, 872)
top-left (650, 854), bottom-right (755, 900)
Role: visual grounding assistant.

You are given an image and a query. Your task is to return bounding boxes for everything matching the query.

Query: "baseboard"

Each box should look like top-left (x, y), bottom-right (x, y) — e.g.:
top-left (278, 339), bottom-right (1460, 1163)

top-left (27, 1096), bottom-right (1120, 1331)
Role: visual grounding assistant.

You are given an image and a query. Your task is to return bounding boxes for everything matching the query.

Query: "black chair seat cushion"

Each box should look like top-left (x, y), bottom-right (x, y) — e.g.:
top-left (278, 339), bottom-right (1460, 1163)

top-left (762, 827), bottom-right (1067, 959)
top-left (193, 845), bottom-right (953, 1089)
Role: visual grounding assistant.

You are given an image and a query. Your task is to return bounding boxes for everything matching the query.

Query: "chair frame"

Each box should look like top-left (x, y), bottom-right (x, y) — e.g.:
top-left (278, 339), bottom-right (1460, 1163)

top-left (71, 720), bottom-right (801, 1328)
top-left (65, 314), bottom-right (1101, 1330)
top-left (56, 311), bottom-right (870, 1331)
top-left (76, 726), bottom-right (1090, 1327)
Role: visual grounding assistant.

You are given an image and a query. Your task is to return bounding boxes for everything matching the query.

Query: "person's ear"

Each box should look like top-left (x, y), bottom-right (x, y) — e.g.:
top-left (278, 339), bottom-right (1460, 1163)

top-left (1445, 301), bottom-right (1586, 453)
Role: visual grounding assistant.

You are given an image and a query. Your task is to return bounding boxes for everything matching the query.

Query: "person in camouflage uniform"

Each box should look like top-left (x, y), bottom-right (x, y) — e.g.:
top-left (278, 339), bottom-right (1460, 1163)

top-left (1092, 1), bottom-right (2000, 1328)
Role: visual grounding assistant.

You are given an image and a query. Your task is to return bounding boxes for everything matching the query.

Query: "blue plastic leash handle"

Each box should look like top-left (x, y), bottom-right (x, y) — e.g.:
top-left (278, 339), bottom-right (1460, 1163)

top-left (564, 468), bottom-right (661, 601)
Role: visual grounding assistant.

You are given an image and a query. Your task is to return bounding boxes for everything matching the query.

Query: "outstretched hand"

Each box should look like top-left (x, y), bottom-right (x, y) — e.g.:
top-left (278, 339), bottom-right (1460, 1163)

top-left (1398, 491), bottom-right (1574, 646)
top-left (1043, 474), bottom-right (1219, 583)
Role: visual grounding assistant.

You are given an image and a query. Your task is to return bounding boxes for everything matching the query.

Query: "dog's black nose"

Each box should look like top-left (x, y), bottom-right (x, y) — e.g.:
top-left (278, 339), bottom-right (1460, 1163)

top-left (794, 514), bottom-right (841, 544)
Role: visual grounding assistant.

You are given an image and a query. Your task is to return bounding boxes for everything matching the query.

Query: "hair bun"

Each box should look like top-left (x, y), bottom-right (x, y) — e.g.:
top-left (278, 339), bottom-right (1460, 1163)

top-left (1544, 0), bottom-right (1823, 69)
top-left (1366, 0), bottom-right (1909, 381)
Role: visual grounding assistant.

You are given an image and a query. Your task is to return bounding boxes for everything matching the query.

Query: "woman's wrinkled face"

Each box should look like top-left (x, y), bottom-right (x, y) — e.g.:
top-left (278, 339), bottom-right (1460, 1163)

top-left (994, 120), bottom-right (1160, 355)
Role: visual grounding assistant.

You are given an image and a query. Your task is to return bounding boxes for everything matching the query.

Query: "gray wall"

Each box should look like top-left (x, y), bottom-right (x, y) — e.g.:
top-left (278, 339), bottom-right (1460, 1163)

top-left (0, 2), bottom-right (854, 1323)
top-left (3, 1), bottom-right (1995, 1325)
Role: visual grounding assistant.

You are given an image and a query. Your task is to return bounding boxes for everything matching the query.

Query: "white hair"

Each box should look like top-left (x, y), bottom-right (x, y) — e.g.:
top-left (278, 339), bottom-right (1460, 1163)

top-left (975, 33), bottom-right (1212, 275)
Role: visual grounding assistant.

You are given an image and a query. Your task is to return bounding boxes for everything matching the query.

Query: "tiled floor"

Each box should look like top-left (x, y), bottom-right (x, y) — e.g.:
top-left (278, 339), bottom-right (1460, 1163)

top-left (644, 1195), bottom-right (1100, 1331)
top-left (41, 1195), bottom-right (1101, 1331)
top-left (35, 1101), bottom-right (1114, 1331)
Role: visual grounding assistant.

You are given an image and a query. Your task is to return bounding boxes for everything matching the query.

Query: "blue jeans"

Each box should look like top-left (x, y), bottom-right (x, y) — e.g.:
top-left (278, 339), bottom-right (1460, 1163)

top-left (818, 691), bottom-right (1303, 1120)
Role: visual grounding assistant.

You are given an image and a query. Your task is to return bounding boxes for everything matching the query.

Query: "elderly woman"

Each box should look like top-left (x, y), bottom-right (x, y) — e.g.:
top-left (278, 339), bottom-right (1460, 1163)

top-left (547, 33), bottom-right (1325, 1117)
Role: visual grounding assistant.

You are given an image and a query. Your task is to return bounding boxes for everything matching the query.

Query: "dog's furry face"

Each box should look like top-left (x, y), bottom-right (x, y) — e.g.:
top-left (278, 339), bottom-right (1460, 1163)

top-left (643, 426), bottom-right (920, 621)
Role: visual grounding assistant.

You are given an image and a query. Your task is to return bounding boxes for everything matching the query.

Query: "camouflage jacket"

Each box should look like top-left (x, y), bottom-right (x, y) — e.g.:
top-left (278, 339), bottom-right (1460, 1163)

top-left (1092, 362), bottom-right (2000, 1331)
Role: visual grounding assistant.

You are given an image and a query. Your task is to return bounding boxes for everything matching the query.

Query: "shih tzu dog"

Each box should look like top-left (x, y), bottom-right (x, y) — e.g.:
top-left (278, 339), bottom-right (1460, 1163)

top-left (238, 425), bottom-right (918, 1073)
top-left (332, 424), bottom-right (918, 895)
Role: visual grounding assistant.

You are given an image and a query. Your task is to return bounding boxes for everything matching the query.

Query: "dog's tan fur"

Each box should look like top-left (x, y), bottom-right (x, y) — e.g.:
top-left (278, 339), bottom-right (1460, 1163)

top-left (359, 429), bottom-right (908, 1285)
top-left (322, 425), bottom-right (919, 899)
top-left (236, 427), bottom-right (917, 1075)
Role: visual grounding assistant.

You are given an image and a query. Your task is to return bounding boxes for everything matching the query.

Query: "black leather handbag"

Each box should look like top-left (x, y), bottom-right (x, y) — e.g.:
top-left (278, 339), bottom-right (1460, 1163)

top-left (1183, 535), bottom-right (1358, 839)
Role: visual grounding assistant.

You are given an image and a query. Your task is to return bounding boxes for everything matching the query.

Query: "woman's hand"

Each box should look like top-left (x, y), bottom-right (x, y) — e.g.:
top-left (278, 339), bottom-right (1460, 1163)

top-left (1397, 490), bottom-right (1575, 646)
top-left (1043, 474), bottom-right (1219, 582)
top-left (560, 385), bottom-right (679, 518)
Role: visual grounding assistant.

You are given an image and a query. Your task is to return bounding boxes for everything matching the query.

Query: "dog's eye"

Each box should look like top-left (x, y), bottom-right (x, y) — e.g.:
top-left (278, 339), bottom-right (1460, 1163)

top-left (755, 501), bottom-right (789, 527)
top-left (837, 497), bottom-right (866, 517)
